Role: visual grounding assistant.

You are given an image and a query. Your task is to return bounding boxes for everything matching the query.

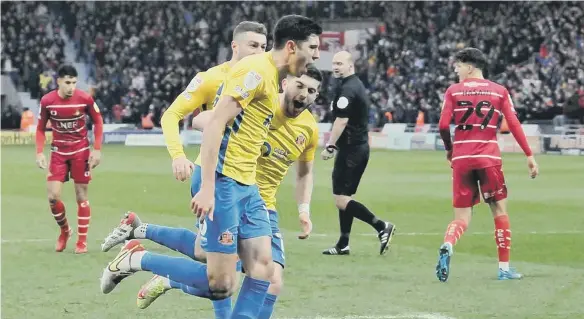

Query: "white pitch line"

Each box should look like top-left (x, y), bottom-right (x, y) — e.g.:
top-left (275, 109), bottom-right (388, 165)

top-left (303, 230), bottom-right (584, 237)
top-left (2, 230), bottom-right (582, 244)
top-left (1, 238), bottom-right (52, 243)
top-left (279, 314), bottom-right (456, 319)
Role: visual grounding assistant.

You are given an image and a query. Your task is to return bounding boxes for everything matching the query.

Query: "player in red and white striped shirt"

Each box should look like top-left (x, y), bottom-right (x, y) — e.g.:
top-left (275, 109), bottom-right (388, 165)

top-left (35, 65), bottom-right (104, 254)
top-left (436, 48), bottom-right (539, 282)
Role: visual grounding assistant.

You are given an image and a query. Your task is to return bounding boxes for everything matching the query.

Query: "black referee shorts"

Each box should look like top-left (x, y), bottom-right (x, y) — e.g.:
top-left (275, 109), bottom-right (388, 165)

top-left (332, 143), bottom-right (370, 196)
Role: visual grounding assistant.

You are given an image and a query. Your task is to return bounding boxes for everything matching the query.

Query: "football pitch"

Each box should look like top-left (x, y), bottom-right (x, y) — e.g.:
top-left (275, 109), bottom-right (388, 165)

top-left (2, 145), bottom-right (583, 319)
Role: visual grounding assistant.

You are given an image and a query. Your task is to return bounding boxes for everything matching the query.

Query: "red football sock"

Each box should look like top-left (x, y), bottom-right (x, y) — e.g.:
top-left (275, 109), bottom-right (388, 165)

top-left (443, 219), bottom-right (468, 246)
top-left (494, 214), bottom-right (511, 263)
top-left (50, 199), bottom-right (69, 232)
top-left (77, 200), bottom-right (91, 243)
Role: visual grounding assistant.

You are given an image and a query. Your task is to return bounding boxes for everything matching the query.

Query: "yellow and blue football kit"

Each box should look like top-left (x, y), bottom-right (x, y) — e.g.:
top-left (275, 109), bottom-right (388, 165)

top-left (196, 52), bottom-right (280, 255)
top-left (258, 107), bottom-right (318, 267)
top-left (191, 106), bottom-right (318, 266)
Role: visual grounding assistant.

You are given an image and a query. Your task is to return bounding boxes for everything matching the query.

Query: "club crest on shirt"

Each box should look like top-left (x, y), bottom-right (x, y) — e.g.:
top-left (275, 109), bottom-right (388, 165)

top-left (296, 134), bottom-right (306, 146)
top-left (74, 109), bottom-right (80, 116)
top-left (218, 230), bottom-right (234, 246)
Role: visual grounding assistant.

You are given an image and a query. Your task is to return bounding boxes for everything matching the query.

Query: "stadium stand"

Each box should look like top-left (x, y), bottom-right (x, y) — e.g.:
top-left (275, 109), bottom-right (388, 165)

top-left (2, 1), bottom-right (583, 129)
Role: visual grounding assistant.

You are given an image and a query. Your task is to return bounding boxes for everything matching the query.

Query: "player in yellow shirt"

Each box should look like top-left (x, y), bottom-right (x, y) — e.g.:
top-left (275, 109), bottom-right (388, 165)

top-left (135, 65), bottom-right (323, 318)
top-left (100, 20), bottom-right (267, 319)
top-left (159, 21), bottom-right (268, 182)
top-left (100, 15), bottom-right (322, 319)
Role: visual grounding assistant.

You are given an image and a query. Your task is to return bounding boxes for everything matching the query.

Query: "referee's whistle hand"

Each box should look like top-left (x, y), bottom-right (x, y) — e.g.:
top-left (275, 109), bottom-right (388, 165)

top-left (321, 148), bottom-right (335, 160)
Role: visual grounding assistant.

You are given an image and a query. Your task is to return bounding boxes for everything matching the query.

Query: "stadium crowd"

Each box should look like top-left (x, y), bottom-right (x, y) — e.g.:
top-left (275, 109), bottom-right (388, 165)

top-left (1, 2), bottom-right (66, 99)
top-left (2, 1), bottom-right (583, 129)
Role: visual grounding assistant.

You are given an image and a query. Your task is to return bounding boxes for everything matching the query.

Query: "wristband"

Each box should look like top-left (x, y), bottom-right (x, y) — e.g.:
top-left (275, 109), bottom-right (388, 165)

top-left (325, 144), bottom-right (338, 152)
top-left (298, 203), bottom-right (310, 215)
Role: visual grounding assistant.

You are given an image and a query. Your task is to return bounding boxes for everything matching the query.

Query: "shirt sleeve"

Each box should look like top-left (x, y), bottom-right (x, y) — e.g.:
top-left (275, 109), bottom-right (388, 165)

top-left (221, 63), bottom-right (265, 109)
top-left (438, 87), bottom-right (455, 151)
top-left (501, 89), bottom-right (532, 156)
top-left (86, 96), bottom-right (104, 150)
top-left (161, 72), bottom-right (213, 159)
top-left (298, 125), bottom-right (319, 162)
top-left (333, 85), bottom-right (355, 118)
top-left (35, 98), bottom-right (49, 154)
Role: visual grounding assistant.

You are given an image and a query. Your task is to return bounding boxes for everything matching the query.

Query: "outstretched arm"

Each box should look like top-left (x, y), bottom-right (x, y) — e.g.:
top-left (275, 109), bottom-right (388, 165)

top-left (191, 110), bottom-right (214, 131)
top-left (296, 159), bottom-right (315, 239)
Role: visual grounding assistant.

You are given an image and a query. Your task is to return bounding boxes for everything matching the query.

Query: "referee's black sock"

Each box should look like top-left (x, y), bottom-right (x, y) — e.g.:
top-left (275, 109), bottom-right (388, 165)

top-left (336, 209), bottom-right (353, 248)
top-left (346, 200), bottom-right (386, 233)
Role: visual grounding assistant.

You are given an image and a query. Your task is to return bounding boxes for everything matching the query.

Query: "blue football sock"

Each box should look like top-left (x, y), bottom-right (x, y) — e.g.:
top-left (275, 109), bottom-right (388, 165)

top-left (258, 293), bottom-right (278, 319)
top-left (145, 225), bottom-right (196, 259)
top-left (172, 280), bottom-right (214, 298)
top-left (141, 252), bottom-right (212, 298)
top-left (169, 279), bottom-right (181, 289)
top-left (231, 276), bottom-right (270, 319)
top-left (171, 280), bottom-right (232, 319)
top-left (212, 297), bottom-right (233, 319)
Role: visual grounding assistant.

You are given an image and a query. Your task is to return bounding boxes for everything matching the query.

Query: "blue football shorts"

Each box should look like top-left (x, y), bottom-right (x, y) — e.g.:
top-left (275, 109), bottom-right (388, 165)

top-left (191, 165), bottom-right (283, 268)
top-left (190, 165), bottom-right (271, 255)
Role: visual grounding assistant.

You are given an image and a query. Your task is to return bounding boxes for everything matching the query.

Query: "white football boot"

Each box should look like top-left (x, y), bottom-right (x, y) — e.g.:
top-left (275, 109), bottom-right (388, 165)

top-left (101, 211), bottom-right (142, 252)
top-left (100, 239), bottom-right (144, 294)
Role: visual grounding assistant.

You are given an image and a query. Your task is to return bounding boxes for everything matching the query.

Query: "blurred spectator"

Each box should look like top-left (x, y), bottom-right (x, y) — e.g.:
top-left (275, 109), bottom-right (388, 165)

top-left (1, 103), bottom-right (21, 130)
top-left (19, 107), bottom-right (34, 131)
top-left (1, 2), bottom-right (66, 97)
top-left (2, 1), bottom-right (583, 127)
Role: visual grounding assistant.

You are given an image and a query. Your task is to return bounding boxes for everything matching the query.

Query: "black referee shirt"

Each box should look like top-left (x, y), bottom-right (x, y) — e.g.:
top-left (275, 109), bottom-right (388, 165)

top-left (331, 74), bottom-right (370, 147)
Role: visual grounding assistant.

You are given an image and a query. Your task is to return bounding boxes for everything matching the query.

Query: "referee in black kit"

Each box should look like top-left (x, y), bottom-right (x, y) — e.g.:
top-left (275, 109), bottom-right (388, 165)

top-left (321, 51), bottom-right (396, 256)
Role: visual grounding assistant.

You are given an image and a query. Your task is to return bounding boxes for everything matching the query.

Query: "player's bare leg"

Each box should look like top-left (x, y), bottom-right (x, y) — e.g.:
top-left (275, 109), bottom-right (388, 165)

top-left (324, 194), bottom-right (396, 255)
top-left (489, 199), bottom-right (522, 280)
top-left (47, 181), bottom-right (72, 252)
top-left (206, 252), bottom-right (240, 299)
top-left (436, 207), bottom-right (472, 282)
top-left (266, 263), bottom-right (283, 293)
top-left (74, 183), bottom-right (90, 253)
top-left (238, 238), bottom-right (274, 282)
top-left (258, 262), bottom-right (283, 318)
top-left (235, 236), bottom-right (274, 317)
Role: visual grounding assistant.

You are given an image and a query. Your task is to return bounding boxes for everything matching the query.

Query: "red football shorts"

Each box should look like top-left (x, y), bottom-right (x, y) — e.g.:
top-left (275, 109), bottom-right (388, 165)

top-left (452, 165), bottom-right (507, 208)
top-left (48, 148), bottom-right (91, 184)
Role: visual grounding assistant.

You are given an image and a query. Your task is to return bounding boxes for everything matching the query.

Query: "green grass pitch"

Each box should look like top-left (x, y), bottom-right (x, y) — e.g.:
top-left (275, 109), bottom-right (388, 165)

top-left (2, 145), bottom-right (583, 319)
